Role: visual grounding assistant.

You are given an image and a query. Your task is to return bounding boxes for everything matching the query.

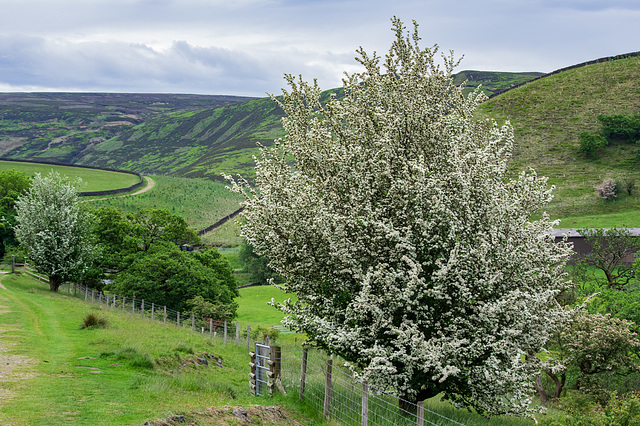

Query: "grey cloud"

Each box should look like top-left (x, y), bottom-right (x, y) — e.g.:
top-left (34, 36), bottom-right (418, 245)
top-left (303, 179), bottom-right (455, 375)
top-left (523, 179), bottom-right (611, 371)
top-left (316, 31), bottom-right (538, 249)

top-left (0, 35), bottom-right (285, 95)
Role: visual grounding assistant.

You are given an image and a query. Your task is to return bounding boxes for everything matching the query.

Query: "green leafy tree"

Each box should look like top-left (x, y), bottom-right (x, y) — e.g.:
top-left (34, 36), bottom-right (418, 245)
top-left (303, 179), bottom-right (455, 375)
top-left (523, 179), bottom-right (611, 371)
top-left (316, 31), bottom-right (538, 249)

top-left (227, 17), bottom-right (573, 416)
top-left (578, 131), bottom-right (608, 157)
top-left (14, 172), bottom-right (94, 292)
top-left (0, 169), bottom-right (31, 258)
top-left (106, 242), bottom-right (238, 315)
top-left (578, 228), bottom-right (640, 290)
top-left (534, 312), bottom-right (639, 404)
top-left (238, 240), bottom-right (282, 285)
top-left (91, 206), bottom-right (200, 274)
top-left (597, 114), bottom-right (640, 142)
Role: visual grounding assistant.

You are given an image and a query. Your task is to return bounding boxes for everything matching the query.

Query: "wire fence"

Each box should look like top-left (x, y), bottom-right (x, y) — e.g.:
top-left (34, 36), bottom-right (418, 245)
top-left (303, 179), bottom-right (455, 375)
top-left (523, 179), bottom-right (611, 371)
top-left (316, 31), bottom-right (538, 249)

top-left (256, 345), bottom-right (466, 426)
top-left (18, 261), bottom-right (465, 425)
top-left (20, 261), bottom-right (281, 353)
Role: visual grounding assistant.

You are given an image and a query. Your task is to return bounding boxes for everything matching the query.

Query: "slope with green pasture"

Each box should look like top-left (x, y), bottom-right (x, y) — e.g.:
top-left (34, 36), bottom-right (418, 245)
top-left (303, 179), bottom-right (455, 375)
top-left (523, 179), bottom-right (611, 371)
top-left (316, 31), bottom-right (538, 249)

top-left (0, 273), bottom-right (319, 425)
top-left (477, 55), bottom-right (640, 226)
top-left (0, 160), bottom-right (140, 193)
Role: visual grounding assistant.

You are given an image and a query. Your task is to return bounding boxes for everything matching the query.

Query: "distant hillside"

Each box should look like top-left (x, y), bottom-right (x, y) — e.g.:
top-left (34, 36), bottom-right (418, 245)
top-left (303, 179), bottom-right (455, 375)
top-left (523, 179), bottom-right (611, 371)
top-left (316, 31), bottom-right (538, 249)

top-left (78, 96), bottom-right (284, 180)
top-left (476, 53), bottom-right (640, 221)
top-left (0, 92), bottom-right (257, 165)
top-left (0, 71), bottom-right (541, 180)
top-left (454, 70), bottom-right (544, 97)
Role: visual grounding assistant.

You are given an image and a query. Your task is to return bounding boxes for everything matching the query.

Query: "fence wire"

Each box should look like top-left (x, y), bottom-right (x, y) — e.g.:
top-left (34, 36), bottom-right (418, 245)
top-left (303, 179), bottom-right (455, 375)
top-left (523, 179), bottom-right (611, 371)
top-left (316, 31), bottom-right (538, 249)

top-left (279, 349), bottom-right (465, 426)
top-left (20, 263), bottom-right (464, 426)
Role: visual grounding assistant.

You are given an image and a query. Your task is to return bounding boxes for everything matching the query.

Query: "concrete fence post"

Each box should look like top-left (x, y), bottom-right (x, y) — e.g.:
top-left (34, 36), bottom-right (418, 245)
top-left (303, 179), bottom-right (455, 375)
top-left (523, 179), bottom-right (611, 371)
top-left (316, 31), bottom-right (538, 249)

top-left (362, 381), bottom-right (369, 426)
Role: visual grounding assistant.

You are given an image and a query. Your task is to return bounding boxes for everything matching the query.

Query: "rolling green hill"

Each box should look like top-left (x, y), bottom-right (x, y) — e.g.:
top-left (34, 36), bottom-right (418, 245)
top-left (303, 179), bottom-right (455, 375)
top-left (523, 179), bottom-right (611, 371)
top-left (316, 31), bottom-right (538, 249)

top-left (0, 70), bottom-right (542, 181)
top-left (0, 92), bottom-right (257, 166)
top-left (1, 58), bottom-right (639, 228)
top-left (476, 54), bottom-right (640, 224)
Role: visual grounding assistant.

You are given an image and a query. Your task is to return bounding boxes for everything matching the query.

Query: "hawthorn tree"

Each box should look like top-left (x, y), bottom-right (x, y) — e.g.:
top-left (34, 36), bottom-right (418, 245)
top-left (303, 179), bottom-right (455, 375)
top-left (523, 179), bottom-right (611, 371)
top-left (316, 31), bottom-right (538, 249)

top-left (227, 18), bottom-right (573, 416)
top-left (534, 312), bottom-right (639, 404)
top-left (14, 172), bottom-right (93, 292)
top-left (578, 227), bottom-right (640, 290)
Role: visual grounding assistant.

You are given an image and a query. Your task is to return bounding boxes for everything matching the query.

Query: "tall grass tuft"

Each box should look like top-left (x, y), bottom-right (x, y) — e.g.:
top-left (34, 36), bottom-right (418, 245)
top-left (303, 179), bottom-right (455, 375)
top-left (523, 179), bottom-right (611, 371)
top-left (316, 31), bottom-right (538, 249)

top-left (80, 312), bottom-right (109, 329)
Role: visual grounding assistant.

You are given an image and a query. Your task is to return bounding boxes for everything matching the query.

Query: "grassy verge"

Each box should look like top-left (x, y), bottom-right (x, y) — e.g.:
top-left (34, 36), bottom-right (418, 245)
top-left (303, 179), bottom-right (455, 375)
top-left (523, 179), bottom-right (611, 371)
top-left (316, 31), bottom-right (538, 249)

top-left (0, 274), bottom-right (317, 425)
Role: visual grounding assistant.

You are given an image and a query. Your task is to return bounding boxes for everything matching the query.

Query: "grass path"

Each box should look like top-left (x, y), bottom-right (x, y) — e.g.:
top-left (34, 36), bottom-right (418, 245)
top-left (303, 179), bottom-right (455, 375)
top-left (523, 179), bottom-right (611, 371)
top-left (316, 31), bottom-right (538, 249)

top-left (0, 274), bottom-right (318, 425)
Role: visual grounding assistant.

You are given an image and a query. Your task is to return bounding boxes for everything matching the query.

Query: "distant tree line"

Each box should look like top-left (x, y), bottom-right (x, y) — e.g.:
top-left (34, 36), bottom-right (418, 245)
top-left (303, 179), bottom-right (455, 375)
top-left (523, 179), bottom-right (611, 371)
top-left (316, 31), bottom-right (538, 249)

top-left (3, 170), bottom-right (238, 320)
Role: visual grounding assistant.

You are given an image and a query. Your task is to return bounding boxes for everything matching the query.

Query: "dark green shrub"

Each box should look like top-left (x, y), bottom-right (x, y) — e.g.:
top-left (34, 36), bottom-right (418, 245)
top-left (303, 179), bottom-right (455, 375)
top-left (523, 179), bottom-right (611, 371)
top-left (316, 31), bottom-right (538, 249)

top-left (578, 131), bottom-right (608, 157)
top-left (80, 312), bottom-right (109, 329)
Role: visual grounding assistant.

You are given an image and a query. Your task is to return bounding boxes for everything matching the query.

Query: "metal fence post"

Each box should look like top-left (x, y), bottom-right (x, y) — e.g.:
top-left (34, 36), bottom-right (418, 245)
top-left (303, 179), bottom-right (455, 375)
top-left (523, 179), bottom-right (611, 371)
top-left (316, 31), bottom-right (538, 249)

top-left (249, 350), bottom-right (257, 395)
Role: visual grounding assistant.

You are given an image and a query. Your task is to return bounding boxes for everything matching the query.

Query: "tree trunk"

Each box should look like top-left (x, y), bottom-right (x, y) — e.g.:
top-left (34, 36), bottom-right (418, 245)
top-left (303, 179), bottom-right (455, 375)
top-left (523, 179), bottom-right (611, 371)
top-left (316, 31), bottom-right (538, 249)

top-left (535, 375), bottom-right (549, 405)
top-left (538, 370), bottom-right (566, 404)
top-left (49, 276), bottom-right (62, 292)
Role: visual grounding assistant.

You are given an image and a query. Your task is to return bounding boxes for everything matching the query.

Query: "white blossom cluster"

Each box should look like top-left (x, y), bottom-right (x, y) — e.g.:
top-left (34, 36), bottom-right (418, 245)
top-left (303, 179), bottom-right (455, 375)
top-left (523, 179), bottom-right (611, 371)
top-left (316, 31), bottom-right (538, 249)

top-left (227, 18), bottom-right (573, 417)
top-left (14, 172), bottom-right (94, 291)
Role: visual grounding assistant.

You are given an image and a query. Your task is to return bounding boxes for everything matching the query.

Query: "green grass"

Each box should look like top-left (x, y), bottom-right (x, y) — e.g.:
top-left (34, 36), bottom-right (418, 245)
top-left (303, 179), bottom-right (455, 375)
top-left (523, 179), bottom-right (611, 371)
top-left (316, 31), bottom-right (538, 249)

top-left (0, 160), bottom-right (140, 192)
top-left (0, 273), bottom-right (318, 425)
top-left (236, 285), bottom-right (296, 328)
top-left (477, 56), bottom-right (640, 226)
top-left (86, 174), bottom-right (243, 234)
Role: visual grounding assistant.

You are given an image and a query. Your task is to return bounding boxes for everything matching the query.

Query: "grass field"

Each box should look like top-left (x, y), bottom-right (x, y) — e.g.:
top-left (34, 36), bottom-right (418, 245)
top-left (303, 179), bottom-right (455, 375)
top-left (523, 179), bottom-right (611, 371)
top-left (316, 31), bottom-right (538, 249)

top-left (0, 273), bottom-right (578, 425)
top-left (0, 160), bottom-right (140, 193)
top-left (86, 174), bottom-right (243, 235)
top-left (0, 273), bottom-right (319, 425)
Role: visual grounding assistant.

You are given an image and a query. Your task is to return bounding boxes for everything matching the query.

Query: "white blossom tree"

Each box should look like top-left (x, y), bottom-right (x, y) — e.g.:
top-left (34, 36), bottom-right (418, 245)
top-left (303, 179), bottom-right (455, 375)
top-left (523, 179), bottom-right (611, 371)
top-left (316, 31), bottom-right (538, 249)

top-left (15, 171), bottom-right (93, 292)
top-left (227, 18), bottom-right (573, 417)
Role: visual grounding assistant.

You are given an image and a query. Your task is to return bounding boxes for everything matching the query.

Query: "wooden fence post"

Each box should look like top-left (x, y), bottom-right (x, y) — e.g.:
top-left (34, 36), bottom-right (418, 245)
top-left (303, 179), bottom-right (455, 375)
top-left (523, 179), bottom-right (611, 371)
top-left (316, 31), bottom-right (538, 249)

top-left (299, 348), bottom-right (308, 401)
top-left (85, 286), bottom-right (88, 301)
top-left (209, 318), bottom-right (213, 339)
top-left (92, 289), bottom-right (95, 303)
top-left (141, 300), bottom-right (145, 317)
top-left (324, 359), bottom-right (333, 419)
top-left (362, 381), bottom-right (369, 426)
top-left (417, 401), bottom-right (424, 426)
top-left (132, 298), bottom-right (135, 314)
top-left (164, 306), bottom-right (167, 324)
top-left (122, 296), bottom-right (126, 311)
top-left (224, 320), bottom-right (228, 344)
top-left (246, 326), bottom-right (251, 351)
top-left (236, 321), bottom-right (239, 345)
top-left (191, 314), bottom-right (194, 331)
top-left (177, 312), bottom-right (180, 327)
top-left (11, 255), bottom-right (14, 274)
top-left (151, 303), bottom-right (154, 320)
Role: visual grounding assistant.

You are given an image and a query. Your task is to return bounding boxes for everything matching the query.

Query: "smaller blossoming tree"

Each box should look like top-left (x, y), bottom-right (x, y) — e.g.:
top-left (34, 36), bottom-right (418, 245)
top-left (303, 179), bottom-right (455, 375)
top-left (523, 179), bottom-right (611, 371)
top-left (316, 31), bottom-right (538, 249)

top-left (14, 171), bottom-right (94, 292)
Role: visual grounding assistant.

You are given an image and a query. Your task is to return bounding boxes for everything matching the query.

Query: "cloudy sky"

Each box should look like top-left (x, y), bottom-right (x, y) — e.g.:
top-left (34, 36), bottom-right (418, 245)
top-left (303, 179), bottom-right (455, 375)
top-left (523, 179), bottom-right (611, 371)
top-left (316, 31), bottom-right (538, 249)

top-left (1, 0), bottom-right (638, 97)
